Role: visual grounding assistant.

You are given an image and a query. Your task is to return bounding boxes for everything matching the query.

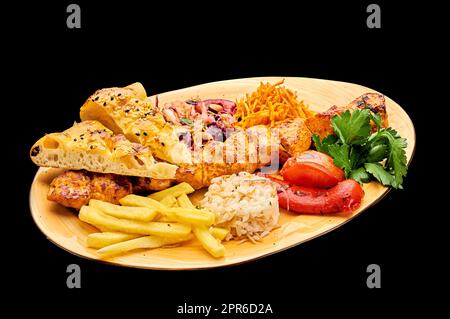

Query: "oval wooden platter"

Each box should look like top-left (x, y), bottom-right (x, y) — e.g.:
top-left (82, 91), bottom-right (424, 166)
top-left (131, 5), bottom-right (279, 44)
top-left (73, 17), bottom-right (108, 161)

top-left (29, 77), bottom-right (416, 270)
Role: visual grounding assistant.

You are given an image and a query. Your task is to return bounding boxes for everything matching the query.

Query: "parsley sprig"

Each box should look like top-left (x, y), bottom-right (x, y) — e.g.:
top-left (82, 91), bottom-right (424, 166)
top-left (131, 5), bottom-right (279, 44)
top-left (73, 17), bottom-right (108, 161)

top-left (313, 109), bottom-right (408, 189)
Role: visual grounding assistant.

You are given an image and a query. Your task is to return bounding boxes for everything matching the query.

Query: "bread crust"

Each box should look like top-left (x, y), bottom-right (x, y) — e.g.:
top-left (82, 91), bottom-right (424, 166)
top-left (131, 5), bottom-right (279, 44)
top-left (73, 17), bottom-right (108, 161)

top-left (80, 83), bottom-right (192, 165)
top-left (30, 120), bottom-right (177, 179)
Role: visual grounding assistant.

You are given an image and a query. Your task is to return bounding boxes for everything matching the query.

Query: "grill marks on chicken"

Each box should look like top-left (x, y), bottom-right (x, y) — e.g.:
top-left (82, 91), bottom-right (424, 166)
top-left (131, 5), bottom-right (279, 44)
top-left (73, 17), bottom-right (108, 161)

top-left (133, 176), bottom-right (174, 192)
top-left (47, 170), bottom-right (173, 209)
top-left (175, 122), bottom-right (312, 189)
top-left (275, 118), bottom-right (312, 161)
top-left (305, 93), bottom-right (389, 138)
top-left (47, 171), bottom-right (94, 209)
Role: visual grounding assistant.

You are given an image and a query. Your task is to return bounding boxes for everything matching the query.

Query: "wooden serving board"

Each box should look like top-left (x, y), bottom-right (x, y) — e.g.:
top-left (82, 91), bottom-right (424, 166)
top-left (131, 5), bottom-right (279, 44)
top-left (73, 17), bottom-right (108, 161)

top-left (29, 77), bottom-right (416, 270)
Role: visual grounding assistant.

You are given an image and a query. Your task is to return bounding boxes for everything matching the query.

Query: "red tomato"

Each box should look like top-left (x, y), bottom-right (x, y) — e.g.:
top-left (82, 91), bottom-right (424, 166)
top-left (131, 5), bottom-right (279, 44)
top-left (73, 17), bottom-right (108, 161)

top-left (280, 150), bottom-right (345, 188)
top-left (266, 176), bottom-right (364, 214)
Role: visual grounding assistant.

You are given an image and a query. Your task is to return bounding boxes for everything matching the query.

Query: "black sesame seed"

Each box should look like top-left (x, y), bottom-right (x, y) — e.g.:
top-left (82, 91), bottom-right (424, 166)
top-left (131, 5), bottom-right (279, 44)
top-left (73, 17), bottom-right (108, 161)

top-left (90, 145), bottom-right (94, 149)
top-left (73, 138), bottom-right (77, 142)
top-left (94, 96), bottom-right (99, 101)
top-left (135, 100), bottom-right (138, 103)
top-left (118, 93), bottom-right (122, 96)
top-left (136, 108), bottom-right (140, 112)
top-left (143, 132), bottom-right (148, 136)
top-left (125, 109), bottom-right (130, 113)
top-left (110, 96), bottom-right (114, 101)
top-left (161, 142), bottom-right (165, 146)
top-left (135, 132), bottom-right (140, 136)
top-left (103, 102), bottom-right (107, 106)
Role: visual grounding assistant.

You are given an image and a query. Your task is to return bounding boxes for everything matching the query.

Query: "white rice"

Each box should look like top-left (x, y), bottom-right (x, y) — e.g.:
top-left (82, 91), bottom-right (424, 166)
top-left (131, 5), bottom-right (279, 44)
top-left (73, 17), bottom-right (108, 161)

top-left (200, 172), bottom-right (279, 241)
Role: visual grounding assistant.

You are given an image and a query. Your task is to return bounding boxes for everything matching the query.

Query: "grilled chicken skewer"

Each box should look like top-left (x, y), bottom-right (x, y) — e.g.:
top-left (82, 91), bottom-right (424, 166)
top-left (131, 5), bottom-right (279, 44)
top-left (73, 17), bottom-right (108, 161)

top-left (48, 170), bottom-right (174, 209)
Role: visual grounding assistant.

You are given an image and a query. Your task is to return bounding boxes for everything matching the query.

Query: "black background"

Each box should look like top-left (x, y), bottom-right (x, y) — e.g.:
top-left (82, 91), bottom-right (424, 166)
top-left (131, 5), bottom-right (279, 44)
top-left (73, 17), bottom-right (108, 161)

top-left (6, 0), bottom-right (438, 316)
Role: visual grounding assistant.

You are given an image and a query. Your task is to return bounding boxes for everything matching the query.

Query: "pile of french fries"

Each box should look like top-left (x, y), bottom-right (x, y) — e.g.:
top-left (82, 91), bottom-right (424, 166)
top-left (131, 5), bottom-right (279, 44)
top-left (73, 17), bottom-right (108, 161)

top-left (78, 182), bottom-right (229, 258)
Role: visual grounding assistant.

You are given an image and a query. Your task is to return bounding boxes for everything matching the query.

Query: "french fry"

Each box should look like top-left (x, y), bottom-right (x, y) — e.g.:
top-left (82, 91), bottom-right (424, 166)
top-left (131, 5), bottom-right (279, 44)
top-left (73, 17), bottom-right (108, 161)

top-left (176, 186), bottom-right (224, 258)
top-left (178, 194), bottom-right (228, 240)
top-left (209, 227), bottom-right (229, 241)
top-left (160, 195), bottom-right (177, 207)
top-left (120, 194), bottom-right (166, 211)
top-left (155, 210), bottom-right (213, 226)
top-left (95, 225), bottom-right (112, 232)
top-left (169, 207), bottom-right (215, 227)
top-left (175, 193), bottom-right (215, 226)
top-left (79, 206), bottom-right (191, 238)
top-left (89, 199), bottom-right (157, 222)
top-left (154, 197), bottom-right (176, 222)
top-left (193, 227), bottom-right (225, 258)
top-left (148, 182), bottom-right (195, 201)
top-left (97, 235), bottom-right (191, 257)
top-left (177, 193), bottom-right (195, 209)
top-left (121, 194), bottom-right (214, 226)
top-left (87, 232), bottom-right (141, 249)
top-left (156, 215), bottom-right (176, 222)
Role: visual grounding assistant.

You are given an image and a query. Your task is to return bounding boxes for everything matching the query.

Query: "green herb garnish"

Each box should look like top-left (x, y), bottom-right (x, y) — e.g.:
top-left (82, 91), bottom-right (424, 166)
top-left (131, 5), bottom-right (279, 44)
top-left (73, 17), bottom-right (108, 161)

top-left (313, 109), bottom-right (408, 189)
top-left (180, 118), bottom-right (194, 126)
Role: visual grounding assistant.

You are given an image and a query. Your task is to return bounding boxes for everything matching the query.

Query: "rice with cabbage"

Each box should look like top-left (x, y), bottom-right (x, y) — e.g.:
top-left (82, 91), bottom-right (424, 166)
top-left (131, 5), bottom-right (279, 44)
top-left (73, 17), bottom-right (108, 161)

top-left (200, 172), bottom-right (279, 241)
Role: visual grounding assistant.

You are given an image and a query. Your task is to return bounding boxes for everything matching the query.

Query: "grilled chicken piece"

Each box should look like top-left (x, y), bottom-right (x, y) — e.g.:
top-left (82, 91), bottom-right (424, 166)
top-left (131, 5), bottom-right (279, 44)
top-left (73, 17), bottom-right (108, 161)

top-left (175, 128), bottom-right (264, 189)
top-left (133, 177), bottom-right (175, 192)
top-left (176, 123), bottom-right (311, 189)
top-left (47, 170), bottom-right (172, 209)
top-left (48, 171), bottom-right (132, 209)
top-left (88, 174), bottom-right (133, 205)
top-left (306, 93), bottom-right (389, 139)
top-left (275, 118), bottom-right (312, 161)
top-left (47, 171), bottom-right (93, 209)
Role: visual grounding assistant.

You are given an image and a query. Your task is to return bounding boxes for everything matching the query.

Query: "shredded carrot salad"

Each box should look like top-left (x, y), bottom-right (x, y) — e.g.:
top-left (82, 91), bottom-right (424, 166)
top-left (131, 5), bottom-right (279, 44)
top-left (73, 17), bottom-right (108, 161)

top-left (234, 80), bottom-right (315, 129)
